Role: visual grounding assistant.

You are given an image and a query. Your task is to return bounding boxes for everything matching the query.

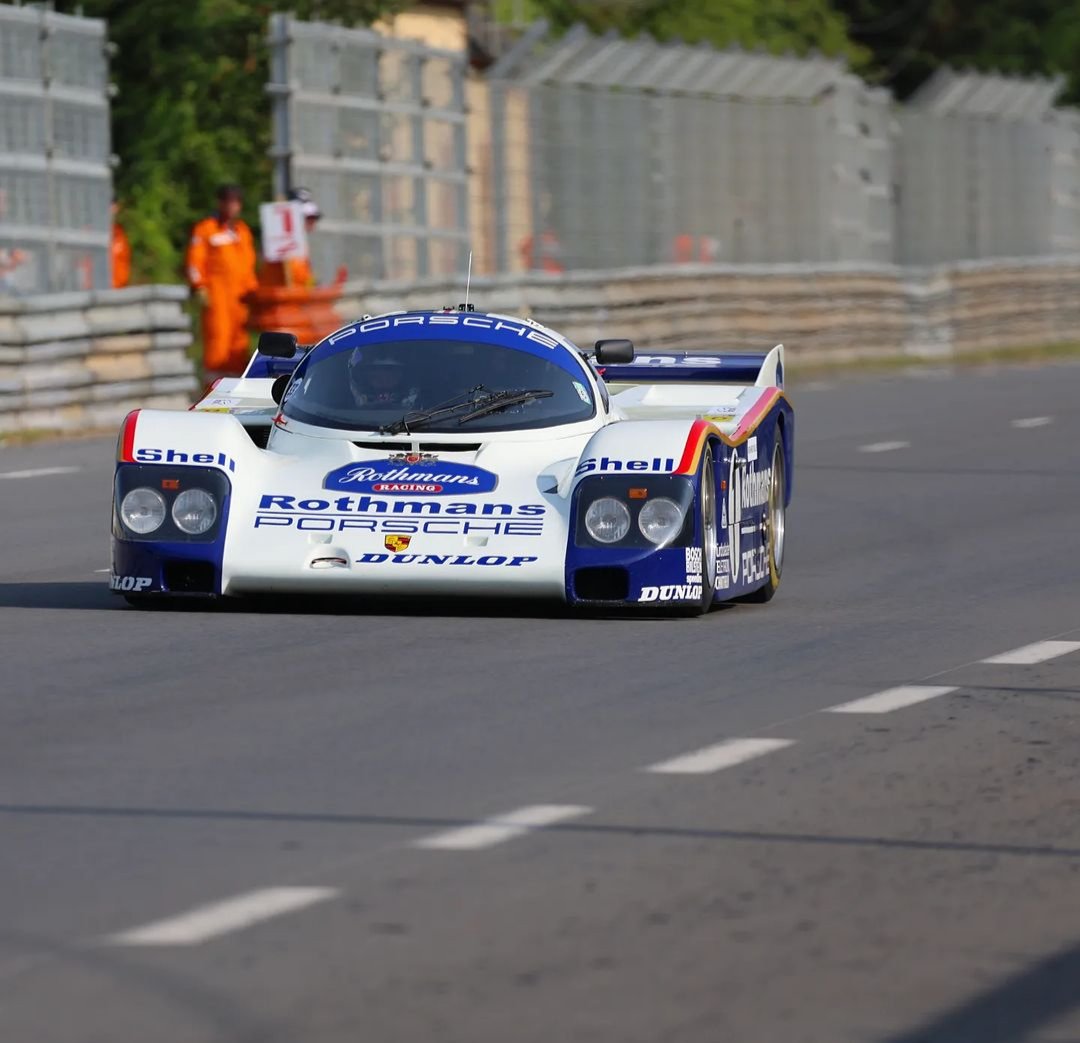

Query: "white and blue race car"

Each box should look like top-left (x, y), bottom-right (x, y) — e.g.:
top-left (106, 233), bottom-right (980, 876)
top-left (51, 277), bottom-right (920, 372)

top-left (111, 307), bottom-right (792, 614)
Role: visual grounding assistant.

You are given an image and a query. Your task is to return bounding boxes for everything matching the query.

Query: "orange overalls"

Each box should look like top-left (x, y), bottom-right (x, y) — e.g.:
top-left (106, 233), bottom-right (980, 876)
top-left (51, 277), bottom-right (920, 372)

top-left (111, 222), bottom-right (131, 288)
top-left (186, 216), bottom-right (258, 373)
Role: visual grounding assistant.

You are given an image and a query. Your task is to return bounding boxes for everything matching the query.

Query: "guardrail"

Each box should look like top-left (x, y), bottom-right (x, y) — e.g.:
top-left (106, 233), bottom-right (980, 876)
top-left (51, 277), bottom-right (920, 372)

top-left (3, 256), bottom-right (1077, 435)
top-left (0, 285), bottom-right (196, 434)
top-left (338, 255), bottom-right (1080, 363)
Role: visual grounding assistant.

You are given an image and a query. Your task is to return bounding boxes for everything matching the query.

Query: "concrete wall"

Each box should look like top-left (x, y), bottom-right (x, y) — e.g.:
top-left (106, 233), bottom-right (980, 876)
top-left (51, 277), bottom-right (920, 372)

top-left (0, 285), bottom-right (197, 434)
top-left (3, 257), bottom-right (1078, 434)
top-left (338, 255), bottom-right (1080, 363)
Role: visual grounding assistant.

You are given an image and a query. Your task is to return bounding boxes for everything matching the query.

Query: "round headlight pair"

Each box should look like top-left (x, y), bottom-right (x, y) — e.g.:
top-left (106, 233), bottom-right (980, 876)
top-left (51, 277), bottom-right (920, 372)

top-left (120, 487), bottom-right (217, 536)
top-left (584, 496), bottom-right (684, 546)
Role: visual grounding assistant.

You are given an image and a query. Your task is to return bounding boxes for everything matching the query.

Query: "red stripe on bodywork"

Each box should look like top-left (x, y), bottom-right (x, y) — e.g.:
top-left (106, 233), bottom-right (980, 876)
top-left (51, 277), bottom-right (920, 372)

top-left (731, 389), bottom-right (780, 442)
top-left (188, 377), bottom-right (222, 411)
top-left (118, 409), bottom-right (140, 462)
top-left (675, 419), bottom-right (711, 475)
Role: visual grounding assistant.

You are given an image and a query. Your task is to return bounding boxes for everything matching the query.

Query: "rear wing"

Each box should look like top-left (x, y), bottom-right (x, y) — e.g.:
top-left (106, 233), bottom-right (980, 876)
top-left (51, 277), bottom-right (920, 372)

top-left (599, 345), bottom-right (784, 389)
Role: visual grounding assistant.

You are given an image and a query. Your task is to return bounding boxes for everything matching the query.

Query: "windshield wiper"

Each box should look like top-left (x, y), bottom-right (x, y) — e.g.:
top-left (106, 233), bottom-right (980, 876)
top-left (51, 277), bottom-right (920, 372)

top-left (455, 389), bottom-right (553, 425)
top-left (379, 386), bottom-right (493, 435)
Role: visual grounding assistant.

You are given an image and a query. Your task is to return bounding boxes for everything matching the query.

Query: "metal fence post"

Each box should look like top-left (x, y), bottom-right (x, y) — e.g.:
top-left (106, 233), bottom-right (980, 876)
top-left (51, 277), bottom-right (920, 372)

top-left (267, 13), bottom-right (292, 200)
top-left (265, 18), bottom-right (468, 282)
top-left (490, 79), bottom-right (509, 273)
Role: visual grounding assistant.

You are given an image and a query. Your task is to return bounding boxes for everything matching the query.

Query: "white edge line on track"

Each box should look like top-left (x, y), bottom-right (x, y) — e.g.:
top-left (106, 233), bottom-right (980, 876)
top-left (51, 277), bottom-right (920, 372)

top-left (108, 886), bottom-right (339, 946)
top-left (825, 685), bottom-right (957, 715)
top-left (1010, 416), bottom-right (1053, 429)
top-left (858, 441), bottom-right (910, 453)
top-left (644, 737), bottom-right (795, 775)
top-left (0, 466), bottom-right (82, 480)
top-left (414, 804), bottom-right (592, 851)
top-left (981, 640), bottom-right (1080, 665)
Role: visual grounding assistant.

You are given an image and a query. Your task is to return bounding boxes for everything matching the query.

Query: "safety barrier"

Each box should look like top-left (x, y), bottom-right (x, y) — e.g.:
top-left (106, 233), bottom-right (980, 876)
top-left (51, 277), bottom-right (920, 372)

top-left (337, 255), bottom-right (1080, 363)
top-left (4, 257), bottom-right (1077, 435)
top-left (0, 285), bottom-right (196, 434)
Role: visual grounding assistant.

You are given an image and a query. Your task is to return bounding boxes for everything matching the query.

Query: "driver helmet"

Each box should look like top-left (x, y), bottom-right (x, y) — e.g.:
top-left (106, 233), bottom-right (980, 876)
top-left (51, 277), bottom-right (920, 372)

top-left (349, 346), bottom-right (414, 406)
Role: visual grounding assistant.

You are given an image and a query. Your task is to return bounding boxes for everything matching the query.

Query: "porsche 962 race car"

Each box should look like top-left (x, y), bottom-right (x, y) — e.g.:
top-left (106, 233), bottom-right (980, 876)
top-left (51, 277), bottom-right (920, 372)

top-left (111, 307), bottom-right (793, 614)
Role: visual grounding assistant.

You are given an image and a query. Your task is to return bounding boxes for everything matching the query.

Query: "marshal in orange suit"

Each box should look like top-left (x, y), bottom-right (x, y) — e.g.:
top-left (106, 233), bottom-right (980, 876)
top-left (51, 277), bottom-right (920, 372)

top-left (186, 184), bottom-right (258, 374)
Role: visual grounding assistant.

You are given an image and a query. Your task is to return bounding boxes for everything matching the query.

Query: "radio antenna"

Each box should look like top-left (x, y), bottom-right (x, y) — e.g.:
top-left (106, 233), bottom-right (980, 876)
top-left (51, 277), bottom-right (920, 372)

top-left (463, 250), bottom-right (473, 312)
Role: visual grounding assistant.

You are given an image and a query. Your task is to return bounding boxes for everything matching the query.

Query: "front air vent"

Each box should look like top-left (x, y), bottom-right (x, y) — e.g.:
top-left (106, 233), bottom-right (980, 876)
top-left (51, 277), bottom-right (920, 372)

top-left (163, 560), bottom-right (217, 594)
top-left (352, 440), bottom-right (483, 452)
top-left (573, 567), bottom-right (630, 602)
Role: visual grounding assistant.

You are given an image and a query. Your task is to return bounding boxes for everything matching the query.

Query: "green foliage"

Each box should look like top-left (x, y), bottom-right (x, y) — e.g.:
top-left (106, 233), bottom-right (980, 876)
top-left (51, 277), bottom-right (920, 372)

top-left (514, 0), bottom-right (1080, 102)
top-left (522, 0), bottom-right (865, 61)
top-left (831, 0), bottom-right (1080, 99)
top-left (55, 0), bottom-right (401, 283)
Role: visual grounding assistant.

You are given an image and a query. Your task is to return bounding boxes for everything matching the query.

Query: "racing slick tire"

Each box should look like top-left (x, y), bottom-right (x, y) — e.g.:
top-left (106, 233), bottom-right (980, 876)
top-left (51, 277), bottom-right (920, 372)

top-left (742, 438), bottom-right (786, 604)
top-left (686, 445), bottom-right (719, 616)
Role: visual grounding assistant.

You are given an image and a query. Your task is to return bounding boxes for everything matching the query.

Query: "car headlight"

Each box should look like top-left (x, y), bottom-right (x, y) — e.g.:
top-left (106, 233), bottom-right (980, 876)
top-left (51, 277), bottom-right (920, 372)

top-left (585, 497), bottom-right (631, 544)
top-left (120, 487), bottom-right (167, 535)
top-left (638, 497), bottom-right (685, 546)
top-left (172, 488), bottom-right (218, 535)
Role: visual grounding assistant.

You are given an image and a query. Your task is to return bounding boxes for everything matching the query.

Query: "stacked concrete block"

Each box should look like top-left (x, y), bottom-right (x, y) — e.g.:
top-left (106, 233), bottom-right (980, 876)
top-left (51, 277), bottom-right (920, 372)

top-left (0, 286), bottom-right (197, 435)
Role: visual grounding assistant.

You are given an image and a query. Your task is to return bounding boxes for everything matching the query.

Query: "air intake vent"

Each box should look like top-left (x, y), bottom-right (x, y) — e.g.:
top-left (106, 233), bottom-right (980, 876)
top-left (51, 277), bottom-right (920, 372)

top-left (244, 423), bottom-right (271, 448)
top-left (352, 441), bottom-right (483, 452)
top-left (353, 440), bottom-right (411, 451)
top-left (573, 567), bottom-right (630, 602)
top-left (163, 561), bottom-right (217, 594)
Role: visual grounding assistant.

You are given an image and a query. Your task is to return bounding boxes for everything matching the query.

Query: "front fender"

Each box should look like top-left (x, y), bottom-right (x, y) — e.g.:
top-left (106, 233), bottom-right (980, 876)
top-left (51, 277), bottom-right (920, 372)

top-left (117, 407), bottom-right (268, 473)
top-left (572, 419), bottom-right (706, 485)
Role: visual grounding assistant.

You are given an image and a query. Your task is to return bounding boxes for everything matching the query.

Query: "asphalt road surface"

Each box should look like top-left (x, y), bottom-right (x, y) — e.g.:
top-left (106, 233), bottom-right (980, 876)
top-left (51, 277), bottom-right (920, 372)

top-left (2, 362), bottom-right (1080, 1043)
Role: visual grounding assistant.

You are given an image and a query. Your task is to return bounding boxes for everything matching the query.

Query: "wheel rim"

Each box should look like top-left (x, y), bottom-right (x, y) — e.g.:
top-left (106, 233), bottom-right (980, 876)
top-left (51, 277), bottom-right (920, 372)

top-left (702, 453), bottom-right (718, 588)
top-left (769, 446), bottom-right (785, 573)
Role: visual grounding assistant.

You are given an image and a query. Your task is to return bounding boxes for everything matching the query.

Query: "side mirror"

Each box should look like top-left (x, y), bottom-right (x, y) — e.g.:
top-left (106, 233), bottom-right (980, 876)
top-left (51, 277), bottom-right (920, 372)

top-left (270, 373), bottom-right (291, 405)
top-left (594, 338), bottom-right (634, 364)
top-left (258, 331), bottom-right (298, 358)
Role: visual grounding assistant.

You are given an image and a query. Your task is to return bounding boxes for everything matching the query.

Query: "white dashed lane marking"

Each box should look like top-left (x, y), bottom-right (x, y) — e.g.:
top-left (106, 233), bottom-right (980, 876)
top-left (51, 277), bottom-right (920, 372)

top-left (1011, 416), bottom-right (1053, 429)
top-left (826, 685), bottom-right (957, 715)
top-left (414, 805), bottom-right (592, 851)
top-left (644, 738), bottom-right (795, 775)
top-left (0, 466), bottom-right (82, 480)
top-left (982, 640), bottom-right (1080, 665)
top-left (858, 441), bottom-right (910, 454)
top-left (109, 887), bottom-right (338, 946)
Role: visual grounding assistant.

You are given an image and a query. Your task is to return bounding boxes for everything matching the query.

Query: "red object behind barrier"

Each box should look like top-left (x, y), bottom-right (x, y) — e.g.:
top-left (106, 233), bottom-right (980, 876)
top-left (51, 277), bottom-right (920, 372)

top-left (246, 283), bottom-right (345, 345)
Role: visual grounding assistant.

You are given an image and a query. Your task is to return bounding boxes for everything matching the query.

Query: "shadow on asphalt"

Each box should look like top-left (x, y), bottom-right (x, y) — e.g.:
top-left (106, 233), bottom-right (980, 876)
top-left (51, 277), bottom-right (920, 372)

top-left (882, 937), bottom-right (1080, 1043)
top-left (0, 582), bottom-right (737, 621)
top-left (0, 582), bottom-right (112, 610)
top-left (0, 801), bottom-right (1076, 862)
top-left (799, 462), bottom-right (1080, 478)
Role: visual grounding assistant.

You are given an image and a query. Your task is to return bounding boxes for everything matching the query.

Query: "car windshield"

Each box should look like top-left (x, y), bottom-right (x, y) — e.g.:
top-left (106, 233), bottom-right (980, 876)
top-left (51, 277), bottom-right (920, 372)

top-left (281, 338), bottom-right (596, 433)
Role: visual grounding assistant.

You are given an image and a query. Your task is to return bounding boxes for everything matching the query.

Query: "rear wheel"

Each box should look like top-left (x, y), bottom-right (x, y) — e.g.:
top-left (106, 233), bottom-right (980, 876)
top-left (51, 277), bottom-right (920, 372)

top-left (743, 439), bottom-right (786, 603)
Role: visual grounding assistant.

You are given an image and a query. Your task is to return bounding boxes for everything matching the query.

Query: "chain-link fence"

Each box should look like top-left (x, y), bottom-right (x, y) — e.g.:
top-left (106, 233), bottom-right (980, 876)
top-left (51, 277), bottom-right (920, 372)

top-left (476, 24), bottom-right (894, 274)
top-left (471, 23), bottom-right (1077, 276)
top-left (267, 14), bottom-right (469, 284)
top-left (895, 69), bottom-right (1067, 264)
top-left (265, 16), bottom-right (1080, 280)
top-left (0, 3), bottom-right (113, 295)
